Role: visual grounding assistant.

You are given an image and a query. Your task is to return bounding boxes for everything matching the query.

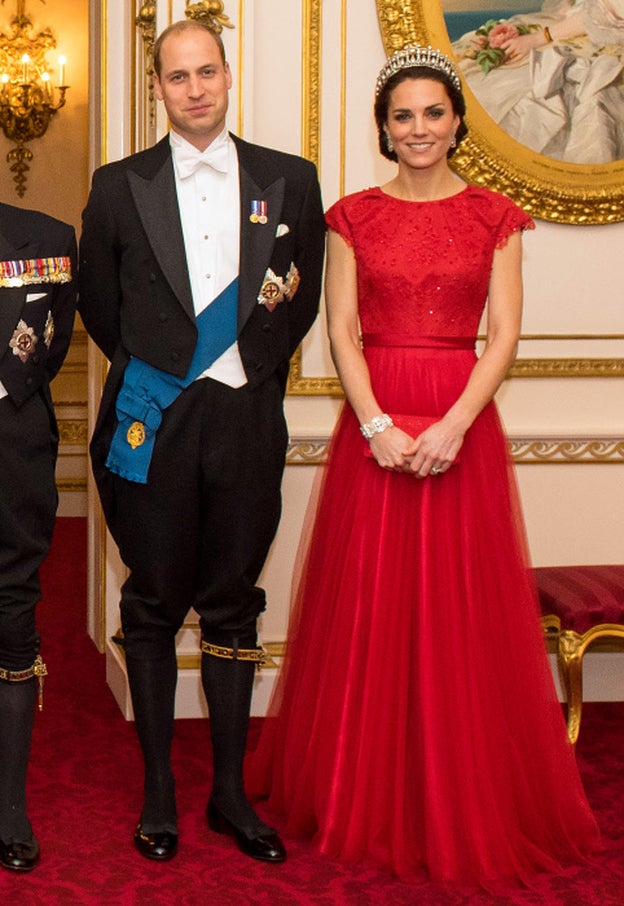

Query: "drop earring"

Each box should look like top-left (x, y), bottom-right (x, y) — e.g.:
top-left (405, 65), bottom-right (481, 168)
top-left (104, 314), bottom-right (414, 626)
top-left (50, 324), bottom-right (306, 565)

top-left (385, 132), bottom-right (394, 153)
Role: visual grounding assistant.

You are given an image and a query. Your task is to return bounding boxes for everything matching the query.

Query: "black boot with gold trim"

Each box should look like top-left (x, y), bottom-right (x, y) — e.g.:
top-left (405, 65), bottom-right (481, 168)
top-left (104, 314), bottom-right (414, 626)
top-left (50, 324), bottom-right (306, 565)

top-left (200, 634), bottom-right (286, 863)
top-left (0, 656), bottom-right (47, 872)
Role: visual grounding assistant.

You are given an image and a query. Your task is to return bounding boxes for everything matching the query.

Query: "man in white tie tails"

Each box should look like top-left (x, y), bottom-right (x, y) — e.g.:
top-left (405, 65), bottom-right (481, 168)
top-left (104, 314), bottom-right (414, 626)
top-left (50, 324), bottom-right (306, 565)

top-left (78, 19), bottom-right (325, 864)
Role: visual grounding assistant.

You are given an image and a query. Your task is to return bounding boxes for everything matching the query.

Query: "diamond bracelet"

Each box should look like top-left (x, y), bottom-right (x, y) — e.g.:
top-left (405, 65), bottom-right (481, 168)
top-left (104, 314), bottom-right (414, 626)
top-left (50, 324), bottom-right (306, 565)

top-left (359, 413), bottom-right (394, 440)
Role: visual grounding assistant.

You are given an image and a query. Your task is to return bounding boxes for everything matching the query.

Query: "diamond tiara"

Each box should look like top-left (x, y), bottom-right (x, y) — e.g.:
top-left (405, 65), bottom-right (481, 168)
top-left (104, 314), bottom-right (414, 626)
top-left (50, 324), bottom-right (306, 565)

top-left (375, 45), bottom-right (462, 96)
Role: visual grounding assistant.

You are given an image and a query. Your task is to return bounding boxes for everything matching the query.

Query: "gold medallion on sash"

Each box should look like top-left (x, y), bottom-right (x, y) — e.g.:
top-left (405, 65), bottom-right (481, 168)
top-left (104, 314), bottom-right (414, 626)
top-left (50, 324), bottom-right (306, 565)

top-left (127, 421), bottom-right (146, 450)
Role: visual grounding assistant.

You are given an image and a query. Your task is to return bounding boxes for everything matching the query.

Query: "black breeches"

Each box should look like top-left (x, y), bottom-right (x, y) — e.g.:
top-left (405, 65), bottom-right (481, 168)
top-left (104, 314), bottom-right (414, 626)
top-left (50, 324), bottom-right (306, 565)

top-left (104, 376), bottom-right (288, 659)
top-left (0, 394), bottom-right (57, 669)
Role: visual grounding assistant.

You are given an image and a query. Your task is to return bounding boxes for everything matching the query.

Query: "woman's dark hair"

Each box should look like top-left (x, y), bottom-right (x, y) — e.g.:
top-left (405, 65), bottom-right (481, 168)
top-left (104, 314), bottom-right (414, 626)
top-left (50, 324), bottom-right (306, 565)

top-left (374, 67), bottom-right (468, 161)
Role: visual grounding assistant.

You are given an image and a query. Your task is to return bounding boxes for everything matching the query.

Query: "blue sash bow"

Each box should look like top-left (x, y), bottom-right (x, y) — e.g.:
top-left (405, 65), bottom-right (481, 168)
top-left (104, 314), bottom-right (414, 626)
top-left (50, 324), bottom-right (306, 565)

top-left (106, 278), bottom-right (238, 484)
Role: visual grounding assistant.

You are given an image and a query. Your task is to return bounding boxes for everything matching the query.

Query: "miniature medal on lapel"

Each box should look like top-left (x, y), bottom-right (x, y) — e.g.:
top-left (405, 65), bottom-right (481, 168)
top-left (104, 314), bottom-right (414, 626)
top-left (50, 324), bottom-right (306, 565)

top-left (249, 199), bottom-right (268, 224)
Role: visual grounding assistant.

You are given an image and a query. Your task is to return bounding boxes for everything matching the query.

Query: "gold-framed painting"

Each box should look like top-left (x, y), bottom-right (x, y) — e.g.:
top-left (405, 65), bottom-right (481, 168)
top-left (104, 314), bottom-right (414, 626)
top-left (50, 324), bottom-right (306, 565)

top-left (375, 0), bottom-right (624, 225)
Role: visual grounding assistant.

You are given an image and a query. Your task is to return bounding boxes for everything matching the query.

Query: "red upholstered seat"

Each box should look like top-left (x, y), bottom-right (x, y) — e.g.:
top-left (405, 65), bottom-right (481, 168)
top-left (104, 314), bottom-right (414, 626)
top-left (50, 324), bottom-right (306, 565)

top-left (535, 565), bottom-right (624, 635)
top-left (534, 565), bottom-right (624, 744)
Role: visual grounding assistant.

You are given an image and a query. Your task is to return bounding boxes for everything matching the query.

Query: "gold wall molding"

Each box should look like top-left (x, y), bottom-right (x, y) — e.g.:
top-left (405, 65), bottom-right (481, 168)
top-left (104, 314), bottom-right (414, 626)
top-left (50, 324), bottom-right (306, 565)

top-left (185, 1), bottom-right (234, 30)
top-left (56, 361), bottom-right (87, 377)
top-left (287, 435), bottom-right (624, 466)
top-left (510, 438), bottom-right (624, 463)
top-left (509, 359), bottom-right (624, 379)
top-left (301, 0), bottom-right (321, 169)
top-left (57, 478), bottom-right (87, 493)
top-left (58, 419), bottom-right (88, 446)
top-left (288, 355), bottom-right (624, 396)
top-left (287, 437), bottom-right (331, 465)
top-left (375, 0), bottom-right (420, 50)
top-left (287, 0), bottom-right (321, 395)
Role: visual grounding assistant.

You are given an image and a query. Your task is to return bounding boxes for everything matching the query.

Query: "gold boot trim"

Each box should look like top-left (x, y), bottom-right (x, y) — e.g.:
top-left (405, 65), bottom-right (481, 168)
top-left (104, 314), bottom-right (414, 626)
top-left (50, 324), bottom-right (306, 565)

top-left (0, 655), bottom-right (48, 711)
top-left (200, 641), bottom-right (267, 671)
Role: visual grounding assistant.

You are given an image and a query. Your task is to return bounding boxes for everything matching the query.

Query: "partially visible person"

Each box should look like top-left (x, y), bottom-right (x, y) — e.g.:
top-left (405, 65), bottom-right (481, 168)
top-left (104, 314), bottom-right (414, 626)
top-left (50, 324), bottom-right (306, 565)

top-left (247, 45), bottom-right (601, 889)
top-left (79, 20), bottom-right (324, 864)
top-left (0, 202), bottom-right (77, 872)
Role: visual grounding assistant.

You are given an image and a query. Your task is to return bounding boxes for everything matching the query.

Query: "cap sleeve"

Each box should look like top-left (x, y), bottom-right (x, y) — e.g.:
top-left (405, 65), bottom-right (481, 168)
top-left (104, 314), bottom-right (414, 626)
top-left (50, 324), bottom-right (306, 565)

top-left (495, 200), bottom-right (535, 250)
top-left (325, 198), bottom-right (355, 248)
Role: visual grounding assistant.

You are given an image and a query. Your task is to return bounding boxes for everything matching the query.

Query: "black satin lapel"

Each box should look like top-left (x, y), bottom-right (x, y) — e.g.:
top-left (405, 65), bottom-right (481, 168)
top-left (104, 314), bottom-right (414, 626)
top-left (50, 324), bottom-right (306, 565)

top-left (127, 163), bottom-right (195, 320)
top-left (238, 169), bottom-right (285, 330)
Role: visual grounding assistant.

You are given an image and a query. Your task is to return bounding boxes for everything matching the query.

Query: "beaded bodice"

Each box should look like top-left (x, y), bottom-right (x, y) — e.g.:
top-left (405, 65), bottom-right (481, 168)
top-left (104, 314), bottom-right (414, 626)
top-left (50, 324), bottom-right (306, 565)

top-left (325, 185), bottom-right (533, 338)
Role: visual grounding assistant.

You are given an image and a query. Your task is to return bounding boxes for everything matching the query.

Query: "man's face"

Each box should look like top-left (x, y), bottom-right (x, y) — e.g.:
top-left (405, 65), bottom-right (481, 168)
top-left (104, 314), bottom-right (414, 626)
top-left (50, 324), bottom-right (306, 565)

top-left (154, 27), bottom-right (232, 150)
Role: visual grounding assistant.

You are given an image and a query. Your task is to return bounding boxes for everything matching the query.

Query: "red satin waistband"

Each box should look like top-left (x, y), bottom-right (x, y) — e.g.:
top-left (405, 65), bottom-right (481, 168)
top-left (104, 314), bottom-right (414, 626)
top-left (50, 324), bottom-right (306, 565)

top-left (362, 334), bottom-right (476, 350)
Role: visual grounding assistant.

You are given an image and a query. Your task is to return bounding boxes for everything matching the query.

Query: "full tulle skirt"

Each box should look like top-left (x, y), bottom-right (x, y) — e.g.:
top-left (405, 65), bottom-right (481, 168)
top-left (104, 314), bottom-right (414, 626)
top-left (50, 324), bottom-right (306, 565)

top-left (247, 344), bottom-right (601, 888)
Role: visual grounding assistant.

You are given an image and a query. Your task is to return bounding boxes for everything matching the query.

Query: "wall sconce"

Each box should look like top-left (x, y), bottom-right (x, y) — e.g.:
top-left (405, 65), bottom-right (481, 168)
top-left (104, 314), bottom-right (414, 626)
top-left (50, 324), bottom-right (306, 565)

top-left (0, 0), bottom-right (68, 197)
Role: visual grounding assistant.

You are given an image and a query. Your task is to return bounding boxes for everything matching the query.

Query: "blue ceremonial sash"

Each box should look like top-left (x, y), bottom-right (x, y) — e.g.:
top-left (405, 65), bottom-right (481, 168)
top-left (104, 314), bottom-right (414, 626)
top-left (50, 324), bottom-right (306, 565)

top-left (106, 278), bottom-right (238, 484)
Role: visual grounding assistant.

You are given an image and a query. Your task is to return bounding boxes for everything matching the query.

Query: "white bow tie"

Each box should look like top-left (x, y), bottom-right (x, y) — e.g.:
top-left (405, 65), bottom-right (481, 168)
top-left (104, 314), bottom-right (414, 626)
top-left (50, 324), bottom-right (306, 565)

top-left (175, 141), bottom-right (229, 179)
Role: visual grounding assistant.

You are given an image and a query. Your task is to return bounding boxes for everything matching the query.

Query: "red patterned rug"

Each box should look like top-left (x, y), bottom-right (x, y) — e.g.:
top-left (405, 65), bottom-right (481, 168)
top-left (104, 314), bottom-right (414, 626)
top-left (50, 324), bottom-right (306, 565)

top-left (1, 518), bottom-right (623, 905)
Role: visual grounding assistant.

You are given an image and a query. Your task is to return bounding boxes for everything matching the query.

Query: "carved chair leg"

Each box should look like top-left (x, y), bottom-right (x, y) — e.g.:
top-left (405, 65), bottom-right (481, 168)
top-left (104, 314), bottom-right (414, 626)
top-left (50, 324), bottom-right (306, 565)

top-left (557, 630), bottom-right (584, 745)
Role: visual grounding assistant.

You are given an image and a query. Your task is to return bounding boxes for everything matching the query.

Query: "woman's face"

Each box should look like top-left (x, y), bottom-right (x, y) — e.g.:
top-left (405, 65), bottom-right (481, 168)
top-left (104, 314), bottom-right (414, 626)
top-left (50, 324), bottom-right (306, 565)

top-left (385, 77), bottom-right (460, 171)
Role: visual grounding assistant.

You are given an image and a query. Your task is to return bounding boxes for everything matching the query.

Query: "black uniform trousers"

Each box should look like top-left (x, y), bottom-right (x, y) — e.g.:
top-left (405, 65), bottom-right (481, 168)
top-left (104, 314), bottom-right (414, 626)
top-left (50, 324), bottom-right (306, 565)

top-left (0, 393), bottom-right (58, 669)
top-left (104, 373), bottom-right (289, 660)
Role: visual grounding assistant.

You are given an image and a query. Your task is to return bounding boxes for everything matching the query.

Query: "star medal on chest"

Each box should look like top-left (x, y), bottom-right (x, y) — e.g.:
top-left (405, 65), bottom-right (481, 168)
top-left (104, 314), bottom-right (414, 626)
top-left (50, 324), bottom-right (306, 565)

top-left (10, 319), bottom-right (38, 363)
top-left (250, 199), bottom-right (268, 224)
top-left (258, 269), bottom-right (287, 311)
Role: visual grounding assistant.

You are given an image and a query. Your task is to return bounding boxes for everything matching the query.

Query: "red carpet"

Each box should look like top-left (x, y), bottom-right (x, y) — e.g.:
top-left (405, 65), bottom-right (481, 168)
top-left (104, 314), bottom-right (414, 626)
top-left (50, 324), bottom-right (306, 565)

top-left (1, 518), bottom-right (623, 905)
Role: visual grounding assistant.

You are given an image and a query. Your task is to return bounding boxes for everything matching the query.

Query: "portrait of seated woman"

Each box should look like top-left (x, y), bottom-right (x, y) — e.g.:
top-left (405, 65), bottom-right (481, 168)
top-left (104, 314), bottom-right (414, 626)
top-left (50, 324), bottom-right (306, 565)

top-left (447, 0), bottom-right (624, 164)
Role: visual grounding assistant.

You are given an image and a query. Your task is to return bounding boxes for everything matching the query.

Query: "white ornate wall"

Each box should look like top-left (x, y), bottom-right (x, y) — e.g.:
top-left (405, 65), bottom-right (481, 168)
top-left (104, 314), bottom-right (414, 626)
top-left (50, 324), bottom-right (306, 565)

top-left (86, 0), bottom-right (624, 717)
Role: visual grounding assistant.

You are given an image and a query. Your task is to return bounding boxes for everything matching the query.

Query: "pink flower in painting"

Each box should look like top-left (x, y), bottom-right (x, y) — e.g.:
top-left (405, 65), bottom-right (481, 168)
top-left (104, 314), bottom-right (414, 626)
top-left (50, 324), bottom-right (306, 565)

top-left (488, 23), bottom-right (519, 48)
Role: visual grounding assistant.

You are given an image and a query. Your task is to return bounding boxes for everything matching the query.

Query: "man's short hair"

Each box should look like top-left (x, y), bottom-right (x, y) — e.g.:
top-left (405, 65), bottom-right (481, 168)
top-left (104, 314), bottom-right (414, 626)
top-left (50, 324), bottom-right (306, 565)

top-left (153, 20), bottom-right (226, 78)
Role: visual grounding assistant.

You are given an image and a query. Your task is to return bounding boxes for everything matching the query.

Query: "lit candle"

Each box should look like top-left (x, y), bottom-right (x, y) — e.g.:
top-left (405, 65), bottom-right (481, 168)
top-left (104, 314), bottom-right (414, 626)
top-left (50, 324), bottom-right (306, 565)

top-left (42, 71), bottom-right (51, 97)
top-left (21, 54), bottom-right (30, 83)
top-left (58, 56), bottom-right (66, 86)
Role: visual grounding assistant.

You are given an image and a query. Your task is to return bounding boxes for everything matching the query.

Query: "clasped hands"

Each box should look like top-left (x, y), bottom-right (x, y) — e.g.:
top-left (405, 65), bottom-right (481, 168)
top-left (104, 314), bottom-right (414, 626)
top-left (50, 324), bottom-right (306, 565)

top-left (368, 423), bottom-right (462, 478)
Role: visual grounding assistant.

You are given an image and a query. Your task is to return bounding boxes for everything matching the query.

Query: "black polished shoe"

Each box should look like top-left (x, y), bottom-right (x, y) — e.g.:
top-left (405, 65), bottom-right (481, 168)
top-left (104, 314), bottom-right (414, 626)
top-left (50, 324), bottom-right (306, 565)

top-left (133, 823), bottom-right (178, 861)
top-left (0, 835), bottom-right (40, 872)
top-left (206, 798), bottom-right (286, 863)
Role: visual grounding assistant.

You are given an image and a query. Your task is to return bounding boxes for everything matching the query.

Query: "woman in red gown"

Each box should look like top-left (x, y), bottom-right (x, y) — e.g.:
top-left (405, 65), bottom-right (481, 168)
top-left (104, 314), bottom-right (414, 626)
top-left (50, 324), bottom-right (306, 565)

top-left (247, 45), bottom-right (601, 888)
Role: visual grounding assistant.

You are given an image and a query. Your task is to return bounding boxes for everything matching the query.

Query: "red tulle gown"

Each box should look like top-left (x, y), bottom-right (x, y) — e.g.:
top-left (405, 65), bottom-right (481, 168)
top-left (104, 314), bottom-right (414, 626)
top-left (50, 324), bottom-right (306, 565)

top-left (247, 186), bottom-right (601, 888)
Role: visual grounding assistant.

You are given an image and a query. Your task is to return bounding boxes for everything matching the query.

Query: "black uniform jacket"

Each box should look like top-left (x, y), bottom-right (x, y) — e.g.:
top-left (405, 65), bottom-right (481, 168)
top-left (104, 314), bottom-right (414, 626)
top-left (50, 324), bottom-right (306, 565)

top-left (0, 202), bottom-right (77, 413)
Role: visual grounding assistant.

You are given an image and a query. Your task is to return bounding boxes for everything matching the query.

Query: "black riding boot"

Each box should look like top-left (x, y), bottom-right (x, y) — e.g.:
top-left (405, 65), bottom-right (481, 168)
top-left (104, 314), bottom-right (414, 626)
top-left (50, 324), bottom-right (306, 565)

top-left (0, 664), bottom-right (41, 871)
top-left (125, 651), bottom-right (178, 835)
top-left (201, 632), bottom-right (286, 862)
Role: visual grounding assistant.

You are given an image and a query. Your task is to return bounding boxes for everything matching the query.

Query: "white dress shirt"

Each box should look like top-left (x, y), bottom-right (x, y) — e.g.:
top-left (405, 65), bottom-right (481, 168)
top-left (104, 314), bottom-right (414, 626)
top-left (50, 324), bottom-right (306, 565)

top-left (171, 128), bottom-right (247, 388)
